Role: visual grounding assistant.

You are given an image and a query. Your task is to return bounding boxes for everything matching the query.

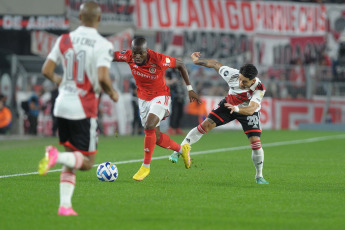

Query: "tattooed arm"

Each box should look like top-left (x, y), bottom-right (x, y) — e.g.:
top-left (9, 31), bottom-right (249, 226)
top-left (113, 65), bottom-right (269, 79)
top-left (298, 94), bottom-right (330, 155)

top-left (191, 52), bottom-right (223, 72)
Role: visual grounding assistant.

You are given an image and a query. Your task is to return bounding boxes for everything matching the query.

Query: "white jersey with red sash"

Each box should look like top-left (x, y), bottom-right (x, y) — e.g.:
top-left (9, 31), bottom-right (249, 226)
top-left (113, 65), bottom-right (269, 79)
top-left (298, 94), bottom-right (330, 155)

top-left (218, 66), bottom-right (265, 112)
top-left (47, 26), bottom-right (113, 119)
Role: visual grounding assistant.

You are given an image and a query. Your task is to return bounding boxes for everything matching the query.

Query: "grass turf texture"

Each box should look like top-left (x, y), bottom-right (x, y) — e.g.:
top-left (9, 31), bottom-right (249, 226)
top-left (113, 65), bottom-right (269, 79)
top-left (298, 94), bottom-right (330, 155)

top-left (0, 130), bottom-right (344, 230)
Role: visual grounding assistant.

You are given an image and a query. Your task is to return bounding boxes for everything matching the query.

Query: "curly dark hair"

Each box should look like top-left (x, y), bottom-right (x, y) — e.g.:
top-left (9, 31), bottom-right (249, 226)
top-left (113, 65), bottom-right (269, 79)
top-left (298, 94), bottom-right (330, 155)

top-left (239, 64), bottom-right (258, 80)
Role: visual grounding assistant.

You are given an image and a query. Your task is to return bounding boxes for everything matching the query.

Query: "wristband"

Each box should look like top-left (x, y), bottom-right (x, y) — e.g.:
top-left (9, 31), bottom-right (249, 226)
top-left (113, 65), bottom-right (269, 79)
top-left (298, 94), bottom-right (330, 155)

top-left (186, 85), bottom-right (193, 91)
top-left (233, 106), bottom-right (239, 112)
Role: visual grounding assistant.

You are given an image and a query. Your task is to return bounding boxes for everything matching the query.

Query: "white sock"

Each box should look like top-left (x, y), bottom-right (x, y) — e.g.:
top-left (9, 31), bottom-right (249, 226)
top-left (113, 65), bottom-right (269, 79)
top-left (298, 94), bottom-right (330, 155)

top-left (142, 163), bottom-right (150, 168)
top-left (60, 183), bottom-right (74, 208)
top-left (178, 126), bottom-right (206, 153)
top-left (59, 167), bottom-right (76, 208)
top-left (252, 148), bottom-right (264, 179)
top-left (57, 152), bottom-right (84, 169)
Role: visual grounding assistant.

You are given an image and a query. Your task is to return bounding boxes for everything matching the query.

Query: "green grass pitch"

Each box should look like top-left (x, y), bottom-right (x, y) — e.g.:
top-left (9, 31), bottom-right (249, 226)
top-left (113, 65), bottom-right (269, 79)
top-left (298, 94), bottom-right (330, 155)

top-left (0, 130), bottom-right (344, 230)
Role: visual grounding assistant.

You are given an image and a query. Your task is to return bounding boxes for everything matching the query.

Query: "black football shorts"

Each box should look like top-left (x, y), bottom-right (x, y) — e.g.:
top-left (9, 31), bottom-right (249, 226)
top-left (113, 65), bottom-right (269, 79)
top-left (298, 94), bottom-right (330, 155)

top-left (57, 117), bottom-right (98, 155)
top-left (207, 99), bottom-right (262, 138)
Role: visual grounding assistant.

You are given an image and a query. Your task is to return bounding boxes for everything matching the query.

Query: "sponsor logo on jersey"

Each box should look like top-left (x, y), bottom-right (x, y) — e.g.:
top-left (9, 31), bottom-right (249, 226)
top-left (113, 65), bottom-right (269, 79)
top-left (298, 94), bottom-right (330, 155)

top-left (132, 69), bottom-right (158, 79)
top-left (163, 63), bottom-right (170, 67)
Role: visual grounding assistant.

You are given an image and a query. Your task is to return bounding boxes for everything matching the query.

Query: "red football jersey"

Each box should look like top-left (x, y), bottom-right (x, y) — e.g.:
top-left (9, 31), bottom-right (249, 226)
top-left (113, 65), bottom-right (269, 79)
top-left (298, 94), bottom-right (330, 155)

top-left (114, 49), bottom-right (176, 101)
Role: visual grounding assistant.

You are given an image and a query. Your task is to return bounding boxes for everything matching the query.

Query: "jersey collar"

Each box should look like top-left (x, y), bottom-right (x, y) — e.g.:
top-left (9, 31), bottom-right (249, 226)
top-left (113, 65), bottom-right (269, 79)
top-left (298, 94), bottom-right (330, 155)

top-left (76, 26), bottom-right (98, 34)
top-left (249, 77), bottom-right (260, 91)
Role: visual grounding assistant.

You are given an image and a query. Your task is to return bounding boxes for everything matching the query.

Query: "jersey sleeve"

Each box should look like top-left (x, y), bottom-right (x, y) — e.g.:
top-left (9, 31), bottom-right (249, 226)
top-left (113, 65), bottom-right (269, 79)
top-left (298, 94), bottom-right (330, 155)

top-left (95, 41), bottom-right (114, 68)
top-left (218, 66), bottom-right (239, 84)
top-left (114, 50), bottom-right (131, 62)
top-left (251, 88), bottom-right (265, 105)
top-left (156, 52), bottom-right (176, 70)
top-left (47, 36), bottom-right (62, 64)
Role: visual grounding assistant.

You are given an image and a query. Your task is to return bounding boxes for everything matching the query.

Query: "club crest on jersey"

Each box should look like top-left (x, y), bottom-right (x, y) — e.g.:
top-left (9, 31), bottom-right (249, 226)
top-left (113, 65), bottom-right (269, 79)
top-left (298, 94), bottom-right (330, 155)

top-left (166, 57), bottom-right (171, 63)
top-left (149, 67), bottom-right (156, 74)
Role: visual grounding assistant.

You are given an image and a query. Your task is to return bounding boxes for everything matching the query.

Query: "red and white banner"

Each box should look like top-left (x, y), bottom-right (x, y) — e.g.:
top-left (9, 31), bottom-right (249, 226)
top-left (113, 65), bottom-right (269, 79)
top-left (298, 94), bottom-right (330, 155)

top-left (106, 28), bottom-right (134, 51)
top-left (31, 29), bottom-right (134, 57)
top-left (274, 98), bottom-right (345, 130)
top-left (155, 31), bottom-right (251, 60)
top-left (31, 31), bottom-right (59, 57)
top-left (135, 0), bottom-right (327, 36)
top-left (68, 0), bottom-right (134, 25)
top-left (253, 35), bottom-right (326, 66)
top-left (325, 4), bottom-right (345, 60)
top-left (0, 15), bottom-right (69, 30)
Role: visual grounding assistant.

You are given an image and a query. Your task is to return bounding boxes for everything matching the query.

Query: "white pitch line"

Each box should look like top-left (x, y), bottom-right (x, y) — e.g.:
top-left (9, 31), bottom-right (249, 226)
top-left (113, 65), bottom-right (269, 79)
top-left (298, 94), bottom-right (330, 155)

top-left (1, 134), bottom-right (344, 179)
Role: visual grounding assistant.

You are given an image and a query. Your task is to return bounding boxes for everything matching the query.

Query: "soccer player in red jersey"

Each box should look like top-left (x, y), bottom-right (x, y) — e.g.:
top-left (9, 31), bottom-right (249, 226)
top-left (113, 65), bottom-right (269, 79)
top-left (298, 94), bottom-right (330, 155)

top-left (113, 37), bottom-right (201, 181)
top-left (170, 52), bottom-right (269, 184)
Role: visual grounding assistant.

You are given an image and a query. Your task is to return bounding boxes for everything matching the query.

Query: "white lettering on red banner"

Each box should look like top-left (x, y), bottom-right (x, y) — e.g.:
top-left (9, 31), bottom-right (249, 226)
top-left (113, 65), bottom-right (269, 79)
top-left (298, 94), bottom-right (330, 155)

top-left (0, 15), bottom-right (69, 30)
top-left (135, 0), bottom-right (327, 36)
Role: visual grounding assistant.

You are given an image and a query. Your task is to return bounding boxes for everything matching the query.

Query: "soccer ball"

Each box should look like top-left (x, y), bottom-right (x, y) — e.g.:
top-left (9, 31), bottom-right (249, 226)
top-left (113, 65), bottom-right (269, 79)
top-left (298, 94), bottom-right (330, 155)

top-left (96, 162), bottom-right (118, 182)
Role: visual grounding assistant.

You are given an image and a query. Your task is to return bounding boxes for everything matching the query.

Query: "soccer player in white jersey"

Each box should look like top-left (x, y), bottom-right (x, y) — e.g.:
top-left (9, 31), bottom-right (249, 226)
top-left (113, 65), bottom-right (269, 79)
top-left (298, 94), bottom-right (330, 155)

top-left (38, 1), bottom-right (119, 216)
top-left (169, 52), bottom-right (269, 184)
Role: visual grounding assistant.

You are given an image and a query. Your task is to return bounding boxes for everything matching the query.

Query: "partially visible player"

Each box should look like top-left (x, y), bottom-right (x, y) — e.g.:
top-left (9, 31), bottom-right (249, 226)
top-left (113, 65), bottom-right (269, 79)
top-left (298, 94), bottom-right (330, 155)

top-left (113, 37), bottom-right (201, 181)
top-left (38, 1), bottom-right (119, 216)
top-left (169, 52), bottom-right (269, 184)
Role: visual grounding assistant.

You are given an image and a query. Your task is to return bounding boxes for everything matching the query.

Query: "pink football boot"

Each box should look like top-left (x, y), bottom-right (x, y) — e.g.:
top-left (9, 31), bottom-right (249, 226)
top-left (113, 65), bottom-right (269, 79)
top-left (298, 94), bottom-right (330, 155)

top-left (58, 207), bottom-right (78, 216)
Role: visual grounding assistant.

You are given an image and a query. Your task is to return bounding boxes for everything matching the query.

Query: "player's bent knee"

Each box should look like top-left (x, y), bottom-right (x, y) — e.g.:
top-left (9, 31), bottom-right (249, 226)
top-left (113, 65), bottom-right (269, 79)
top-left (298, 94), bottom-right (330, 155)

top-left (202, 119), bottom-right (216, 132)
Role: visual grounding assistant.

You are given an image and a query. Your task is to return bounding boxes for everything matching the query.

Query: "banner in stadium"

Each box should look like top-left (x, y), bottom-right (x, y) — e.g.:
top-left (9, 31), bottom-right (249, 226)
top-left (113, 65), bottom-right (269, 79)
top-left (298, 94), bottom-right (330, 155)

top-left (155, 31), bottom-right (251, 60)
top-left (106, 28), bottom-right (134, 51)
top-left (0, 15), bottom-right (69, 30)
top-left (325, 4), bottom-right (345, 60)
top-left (135, 0), bottom-right (327, 36)
top-left (31, 31), bottom-right (58, 57)
top-left (274, 98), bottom-right (345, 129)
top-left (68, 0), bottom-right (134, 25)
top-left (253, 35), bottom-right (326, 66)
top-left (31, 28), bottom-right (134, 57)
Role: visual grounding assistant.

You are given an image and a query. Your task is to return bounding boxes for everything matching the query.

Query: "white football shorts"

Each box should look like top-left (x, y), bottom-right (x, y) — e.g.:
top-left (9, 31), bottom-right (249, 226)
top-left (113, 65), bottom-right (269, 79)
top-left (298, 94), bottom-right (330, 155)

top-left (138, 96), bottom-right (171, 127)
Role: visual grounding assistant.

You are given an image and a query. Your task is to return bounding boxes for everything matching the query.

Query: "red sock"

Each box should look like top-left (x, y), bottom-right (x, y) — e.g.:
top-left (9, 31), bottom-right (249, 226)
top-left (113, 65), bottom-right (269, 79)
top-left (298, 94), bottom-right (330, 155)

top-left (156, 133), bottom-right (181, 152)
top-left (144, 129), bottom-right (156, 164)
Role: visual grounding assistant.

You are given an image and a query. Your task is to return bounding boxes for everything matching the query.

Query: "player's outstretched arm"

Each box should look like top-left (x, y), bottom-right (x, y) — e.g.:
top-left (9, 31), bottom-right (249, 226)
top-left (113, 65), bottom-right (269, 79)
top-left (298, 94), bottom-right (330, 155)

top-left (98, 66), bottom-right (119, 102)
top-left (175, 59), bottom-right (202, 104)
top-left (41, 59), bottom-right (62, 85)
top-left (191, 52), bottom-right (223, 72)
top-left (224, 101), bottom-right (259, 116)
